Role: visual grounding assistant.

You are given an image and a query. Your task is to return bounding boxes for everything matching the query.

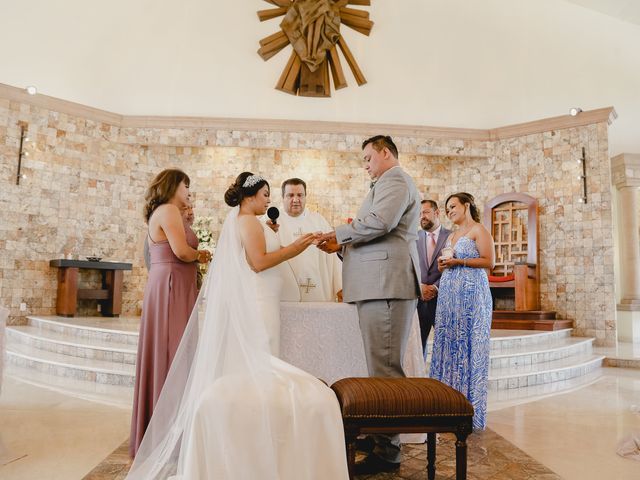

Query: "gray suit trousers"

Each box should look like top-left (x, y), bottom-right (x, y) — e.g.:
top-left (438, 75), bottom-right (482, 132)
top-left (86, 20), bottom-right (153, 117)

top-left (356, 298), bottom-right (417, 378)
top-left (355, 298), bottom-right (417, 463)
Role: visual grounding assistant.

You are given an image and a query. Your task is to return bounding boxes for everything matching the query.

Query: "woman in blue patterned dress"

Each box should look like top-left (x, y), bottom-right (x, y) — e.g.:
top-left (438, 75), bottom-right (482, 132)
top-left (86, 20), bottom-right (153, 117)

top-left (429, 192), bottom-right (495, 430)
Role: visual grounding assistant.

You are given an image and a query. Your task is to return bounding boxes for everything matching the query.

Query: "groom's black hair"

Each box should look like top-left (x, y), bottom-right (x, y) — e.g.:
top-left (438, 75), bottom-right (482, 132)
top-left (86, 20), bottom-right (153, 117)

top-left (362, 135), bottom-right (398, 160)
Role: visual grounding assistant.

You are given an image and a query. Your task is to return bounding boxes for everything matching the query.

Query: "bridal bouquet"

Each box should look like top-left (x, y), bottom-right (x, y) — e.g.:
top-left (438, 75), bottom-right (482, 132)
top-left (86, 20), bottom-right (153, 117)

top-left (192, 216), bottom-right (215, 288)
top-left (192, 216), bottom-right (216, 254)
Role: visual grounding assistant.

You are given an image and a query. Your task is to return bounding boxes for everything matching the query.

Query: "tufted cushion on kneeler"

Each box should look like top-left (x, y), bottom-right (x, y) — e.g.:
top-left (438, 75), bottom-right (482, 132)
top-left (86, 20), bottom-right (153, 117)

top-left (331, 377), bottom-right (474, 419)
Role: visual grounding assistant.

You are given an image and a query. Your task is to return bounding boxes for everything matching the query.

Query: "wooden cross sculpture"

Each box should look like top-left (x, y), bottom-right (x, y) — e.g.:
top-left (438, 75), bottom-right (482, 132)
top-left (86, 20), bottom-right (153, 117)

top-left (257, 0), bottom-right (374, 97)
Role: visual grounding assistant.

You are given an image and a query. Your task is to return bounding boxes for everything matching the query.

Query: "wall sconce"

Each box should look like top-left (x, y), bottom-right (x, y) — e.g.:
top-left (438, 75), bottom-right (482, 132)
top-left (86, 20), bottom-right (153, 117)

top-left (577, 147), bottom-right (587, 203)
top-left (16, 125), bottom-right (30, 185)
top-left (569, 107), bottom-right (582, 116)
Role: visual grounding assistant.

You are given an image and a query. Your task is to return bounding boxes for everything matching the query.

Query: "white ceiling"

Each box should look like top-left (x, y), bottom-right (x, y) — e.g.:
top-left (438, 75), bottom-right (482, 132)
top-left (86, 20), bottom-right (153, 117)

top-left (565, 0), bottom-right (640, 26)
top-left (0, 0), bottom-right (639, 156)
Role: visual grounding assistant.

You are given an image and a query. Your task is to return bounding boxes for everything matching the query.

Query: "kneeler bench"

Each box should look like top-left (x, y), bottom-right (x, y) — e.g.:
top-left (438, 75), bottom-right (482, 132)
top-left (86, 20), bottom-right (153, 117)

top-left (330, 377), bottom-right (474, 480)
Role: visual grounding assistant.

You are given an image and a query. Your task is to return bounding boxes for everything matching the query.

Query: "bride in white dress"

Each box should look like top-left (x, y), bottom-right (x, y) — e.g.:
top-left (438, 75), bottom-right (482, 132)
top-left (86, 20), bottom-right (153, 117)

top-left (126, 172), bottom-right (349, 480)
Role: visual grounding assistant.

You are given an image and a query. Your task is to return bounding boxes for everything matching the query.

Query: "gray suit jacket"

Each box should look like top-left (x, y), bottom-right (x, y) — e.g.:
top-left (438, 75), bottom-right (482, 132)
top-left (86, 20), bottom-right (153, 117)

top-left (336, 167), bottom-right (422, 303)
top-left (416, 227), bottom-right (451, 287)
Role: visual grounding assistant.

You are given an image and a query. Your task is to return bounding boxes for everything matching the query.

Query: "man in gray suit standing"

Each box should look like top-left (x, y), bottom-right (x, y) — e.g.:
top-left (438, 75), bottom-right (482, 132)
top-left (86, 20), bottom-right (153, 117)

top-left (317, 135), bottom-right (421, 474)
top-left (416, 199), bottom-right (451, 353)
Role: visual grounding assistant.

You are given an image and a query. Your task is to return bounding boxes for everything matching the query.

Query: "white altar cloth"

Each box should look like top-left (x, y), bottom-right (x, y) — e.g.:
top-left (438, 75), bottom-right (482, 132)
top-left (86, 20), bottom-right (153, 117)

top-left (279, 302), bottom-right (427, 444)
top-left (280, 302), bottom-right (427, 384)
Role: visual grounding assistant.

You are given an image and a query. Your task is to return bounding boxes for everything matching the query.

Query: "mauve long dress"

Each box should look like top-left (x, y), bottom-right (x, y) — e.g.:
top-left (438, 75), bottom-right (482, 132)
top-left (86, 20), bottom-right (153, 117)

top-left (130, 225), bottom-right (198, 457)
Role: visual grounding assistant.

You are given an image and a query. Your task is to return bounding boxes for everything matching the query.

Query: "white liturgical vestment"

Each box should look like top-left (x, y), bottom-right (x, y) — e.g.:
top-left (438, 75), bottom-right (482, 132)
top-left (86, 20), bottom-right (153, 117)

top-left (278, 210), bottom-right (342, 302)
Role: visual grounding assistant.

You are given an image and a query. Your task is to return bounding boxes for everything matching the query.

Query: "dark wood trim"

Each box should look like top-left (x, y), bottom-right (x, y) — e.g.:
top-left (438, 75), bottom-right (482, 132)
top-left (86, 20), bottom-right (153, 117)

top-left (492, 310), bottom-right (557, 320)
top-left (102, 270), bottom-right (124, 316)
top-left (49, 259), bottom-right (132, 270)
top-left (55, 267), bottom-right (78, 316)
top-left (50, 260), bottom-right (130, 317)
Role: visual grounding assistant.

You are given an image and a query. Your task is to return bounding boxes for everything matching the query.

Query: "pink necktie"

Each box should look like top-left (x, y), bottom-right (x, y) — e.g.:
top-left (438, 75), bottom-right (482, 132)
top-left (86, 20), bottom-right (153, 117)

top-left (427, 232), bottom-right (436, 265)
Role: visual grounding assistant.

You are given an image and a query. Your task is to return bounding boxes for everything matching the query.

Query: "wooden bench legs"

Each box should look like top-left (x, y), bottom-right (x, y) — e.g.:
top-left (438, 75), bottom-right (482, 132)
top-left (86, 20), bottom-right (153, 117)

top-left (427, 432), bottom-right (436, 480)
top-left (455, 430), bottom-right (469, 480)
top-left (345, 429), bottom-right (470, 480)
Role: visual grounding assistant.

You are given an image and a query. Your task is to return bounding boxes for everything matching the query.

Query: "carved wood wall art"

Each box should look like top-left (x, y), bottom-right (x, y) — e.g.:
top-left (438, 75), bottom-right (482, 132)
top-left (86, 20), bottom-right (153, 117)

top-left (257, 0), bottom-right (373, 97)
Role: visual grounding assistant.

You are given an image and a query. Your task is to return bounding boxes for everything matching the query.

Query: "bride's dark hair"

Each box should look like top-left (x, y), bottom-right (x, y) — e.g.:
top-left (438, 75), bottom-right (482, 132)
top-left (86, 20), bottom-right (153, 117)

top-left (224, 172), bottom-right (270, 207)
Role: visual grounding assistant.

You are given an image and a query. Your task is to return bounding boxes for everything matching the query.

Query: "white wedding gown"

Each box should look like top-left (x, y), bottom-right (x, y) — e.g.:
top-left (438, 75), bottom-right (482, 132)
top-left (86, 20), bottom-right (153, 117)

top-left (127, 208), bottom-right (348, 480)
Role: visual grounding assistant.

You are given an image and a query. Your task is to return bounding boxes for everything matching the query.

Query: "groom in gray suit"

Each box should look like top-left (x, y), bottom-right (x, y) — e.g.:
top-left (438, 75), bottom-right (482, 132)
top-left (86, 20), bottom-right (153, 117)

top-left (317, 135), bottom-right (421, 474)
top-left (416, 199), bottom-right (451, 352)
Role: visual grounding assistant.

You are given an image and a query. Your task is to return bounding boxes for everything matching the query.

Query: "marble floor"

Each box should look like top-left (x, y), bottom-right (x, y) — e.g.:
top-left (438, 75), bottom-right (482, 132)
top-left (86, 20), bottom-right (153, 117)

top-left (0, 377), bottom-right (130, 480)
top-left (83, 429), bottom-right (561, 480)
top-left (1, 367), bottom-right (639, 479)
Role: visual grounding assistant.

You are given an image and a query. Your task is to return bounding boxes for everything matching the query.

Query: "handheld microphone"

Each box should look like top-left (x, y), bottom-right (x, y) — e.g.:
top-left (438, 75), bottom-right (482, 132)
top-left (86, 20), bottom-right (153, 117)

top-left (267, 206), bottom-right (280, 225)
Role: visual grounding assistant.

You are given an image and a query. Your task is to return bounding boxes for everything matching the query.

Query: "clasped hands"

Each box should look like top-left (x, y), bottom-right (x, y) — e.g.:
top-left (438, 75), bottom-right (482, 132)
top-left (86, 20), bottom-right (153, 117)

top-left (315, 231), bottom-right (341, 254)
top-left (294, 231), bottom-right (341, 254)
top-left (437, 256), bottom-right (462, 269)
top-left (421, 284), bottom-right (437, 301)
top-left (196, 249), bottom-right (212, 263)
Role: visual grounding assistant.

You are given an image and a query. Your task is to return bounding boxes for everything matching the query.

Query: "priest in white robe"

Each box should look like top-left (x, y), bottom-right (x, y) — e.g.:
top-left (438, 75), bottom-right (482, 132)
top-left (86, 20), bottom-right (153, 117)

top-left (276, 178), bottom-right (342, 302)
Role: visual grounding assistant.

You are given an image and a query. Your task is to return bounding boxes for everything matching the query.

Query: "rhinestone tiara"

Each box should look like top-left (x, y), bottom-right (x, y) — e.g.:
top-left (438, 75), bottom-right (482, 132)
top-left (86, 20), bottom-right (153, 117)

top-left (242, 174), bottom-right (265, 188)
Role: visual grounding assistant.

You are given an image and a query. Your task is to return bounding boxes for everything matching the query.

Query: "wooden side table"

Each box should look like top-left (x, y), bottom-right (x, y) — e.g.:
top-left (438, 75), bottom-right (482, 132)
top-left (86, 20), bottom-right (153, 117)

top-left (49, 259), bottom-right (133, 317)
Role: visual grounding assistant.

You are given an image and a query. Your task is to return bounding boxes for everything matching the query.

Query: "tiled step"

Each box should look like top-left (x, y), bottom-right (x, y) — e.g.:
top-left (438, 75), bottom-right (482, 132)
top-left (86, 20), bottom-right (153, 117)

top-left (6, 325), bottom-right (137, 364)
top-left (489, 337), bottom-right (594, 369)
top-left (5, 364), bottom-right (133, 408)
top-left (488, 328), bottom-right (572, 352)
top-left (488, 353), bottom-right (605, 390)
top-left (13, 317), bottom-right (603, 400)
top-left (487, 368), bottom-right (603, 410)
top-left (6, 339), bottom-right (135, 387)
top-left (426, 328), bottom-right (573, 355)
top-left (26, 315), bottom-right (139, 346)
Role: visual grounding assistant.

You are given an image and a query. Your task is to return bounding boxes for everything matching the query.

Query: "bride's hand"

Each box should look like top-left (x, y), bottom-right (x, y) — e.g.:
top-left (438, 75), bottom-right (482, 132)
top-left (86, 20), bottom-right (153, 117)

top-left (291, 232), bottom-right (317, 253)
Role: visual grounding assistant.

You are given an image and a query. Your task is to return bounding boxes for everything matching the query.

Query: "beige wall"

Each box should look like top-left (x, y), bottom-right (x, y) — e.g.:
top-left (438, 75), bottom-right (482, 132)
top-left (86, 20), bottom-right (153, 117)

top-left (0, 97), bottom-right (617, 345)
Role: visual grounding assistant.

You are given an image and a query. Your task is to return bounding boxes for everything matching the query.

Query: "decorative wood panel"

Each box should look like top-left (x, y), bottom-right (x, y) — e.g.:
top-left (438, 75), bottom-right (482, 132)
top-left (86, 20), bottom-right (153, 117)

top-left (491, 201), bottom-right (529, 276)
top-left (257, 0), bottom-right (374, 97)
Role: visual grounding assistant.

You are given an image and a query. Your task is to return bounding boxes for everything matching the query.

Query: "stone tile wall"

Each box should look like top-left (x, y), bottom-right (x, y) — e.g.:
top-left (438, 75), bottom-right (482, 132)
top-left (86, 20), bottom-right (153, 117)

top-left (0, 98), bottom-right (616, 344)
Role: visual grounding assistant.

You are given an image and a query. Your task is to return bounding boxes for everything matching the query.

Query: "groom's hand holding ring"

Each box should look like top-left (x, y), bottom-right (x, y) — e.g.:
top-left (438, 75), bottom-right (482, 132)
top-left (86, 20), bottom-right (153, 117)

top-left (316, 231), bottom-right (341, 254)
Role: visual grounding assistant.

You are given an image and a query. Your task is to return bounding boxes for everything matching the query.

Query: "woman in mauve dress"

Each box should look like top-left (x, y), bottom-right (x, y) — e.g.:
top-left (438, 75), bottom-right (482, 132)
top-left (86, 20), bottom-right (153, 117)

top-left (129, 168), bottom-right (211, 457)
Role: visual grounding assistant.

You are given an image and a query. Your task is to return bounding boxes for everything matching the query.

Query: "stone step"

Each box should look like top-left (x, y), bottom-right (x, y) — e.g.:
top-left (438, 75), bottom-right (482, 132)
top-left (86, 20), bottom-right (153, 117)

top-left (487, 368), bottom-right (604, 410)
top-left (487, 353), bottom-right (604, 390)
top-left (5, 364), bottom-right (133, 408)
top-left (425, 328), bottom-right (573, 354)
top-left (26, 315), bottom-right (139, 346)
top-left (489, 337), bottom-right (594, 369)
top-left (488, 328), bottom-right (572, 352)
top-left (6, 338), bottom-right (135, 387)
top-left (6, 325), bottom-right (137, 364)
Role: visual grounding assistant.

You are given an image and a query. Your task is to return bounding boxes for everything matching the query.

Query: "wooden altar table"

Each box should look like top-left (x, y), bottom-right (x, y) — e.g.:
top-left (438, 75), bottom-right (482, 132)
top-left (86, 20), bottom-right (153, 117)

top-left (49, 259), bottom-right (132, 317)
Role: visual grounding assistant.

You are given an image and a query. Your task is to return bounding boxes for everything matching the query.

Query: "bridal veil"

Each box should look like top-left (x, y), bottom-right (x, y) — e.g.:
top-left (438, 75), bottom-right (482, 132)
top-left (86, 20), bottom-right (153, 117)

top-left (126, 206), bottom-right (348, 479)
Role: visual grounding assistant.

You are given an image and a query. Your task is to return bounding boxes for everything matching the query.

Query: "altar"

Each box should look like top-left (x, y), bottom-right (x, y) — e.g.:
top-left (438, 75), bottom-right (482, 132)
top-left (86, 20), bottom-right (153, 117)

top-left (279, 302), bottom-right (427, 385)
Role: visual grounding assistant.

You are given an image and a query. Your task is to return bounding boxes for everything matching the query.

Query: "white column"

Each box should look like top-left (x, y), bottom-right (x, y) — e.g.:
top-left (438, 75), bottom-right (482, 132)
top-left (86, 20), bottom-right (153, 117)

top-left (619, 186), bottom-right (640, 308)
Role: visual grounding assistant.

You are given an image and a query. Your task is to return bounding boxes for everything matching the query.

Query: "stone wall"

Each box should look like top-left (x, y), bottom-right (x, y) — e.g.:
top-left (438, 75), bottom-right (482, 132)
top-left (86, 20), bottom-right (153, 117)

top-left (0, 97), bottom-right (616, 344)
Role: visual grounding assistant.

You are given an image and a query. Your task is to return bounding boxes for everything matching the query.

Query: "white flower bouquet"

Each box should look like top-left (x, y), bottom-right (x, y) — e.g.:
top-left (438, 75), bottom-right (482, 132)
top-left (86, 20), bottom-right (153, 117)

top-left (192, 216), bottom-right (216, 254)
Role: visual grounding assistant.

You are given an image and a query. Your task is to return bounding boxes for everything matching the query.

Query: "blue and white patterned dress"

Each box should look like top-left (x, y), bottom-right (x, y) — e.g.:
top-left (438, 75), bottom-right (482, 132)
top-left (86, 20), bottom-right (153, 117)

top-left (429, 236), bottom-right (492, 430)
